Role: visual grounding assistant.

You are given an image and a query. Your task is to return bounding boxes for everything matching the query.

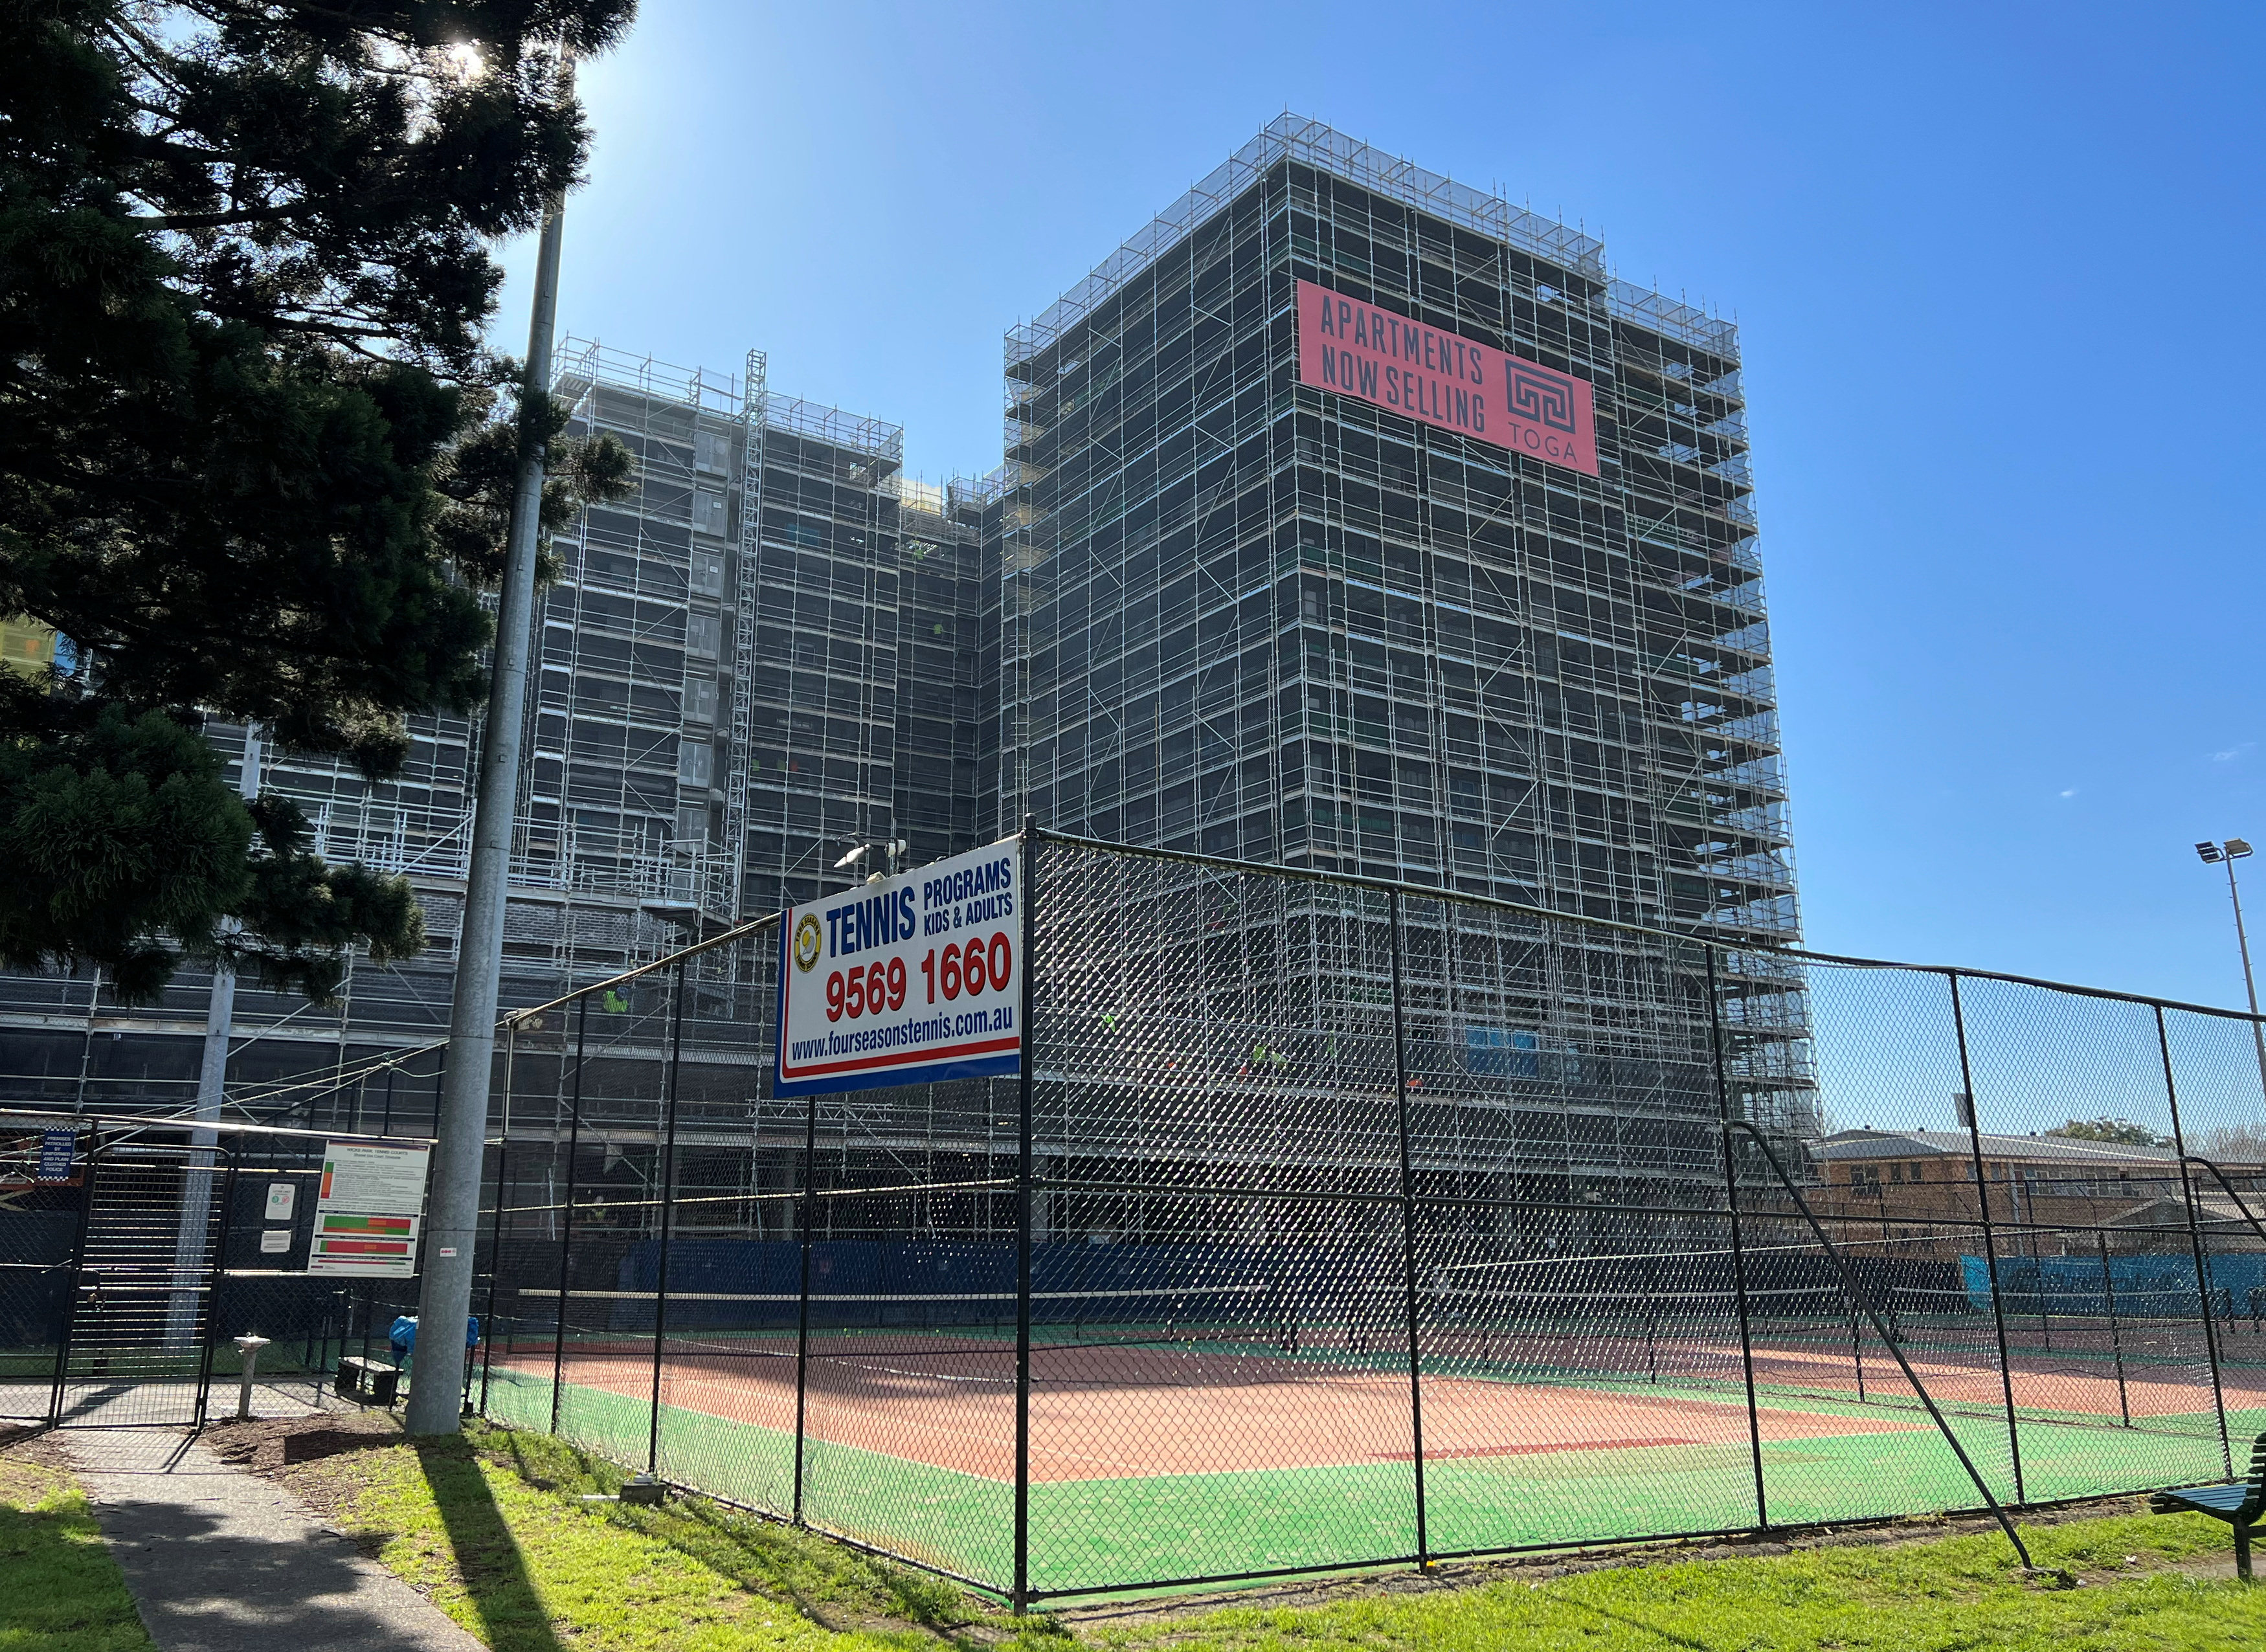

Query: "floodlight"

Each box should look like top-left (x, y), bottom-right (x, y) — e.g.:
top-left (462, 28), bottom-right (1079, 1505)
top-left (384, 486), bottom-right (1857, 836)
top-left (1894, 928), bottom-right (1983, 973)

top-left (2198, 834), bottom-right (2266, 1092)
top-left (833, 843), bottom-right (871, 870)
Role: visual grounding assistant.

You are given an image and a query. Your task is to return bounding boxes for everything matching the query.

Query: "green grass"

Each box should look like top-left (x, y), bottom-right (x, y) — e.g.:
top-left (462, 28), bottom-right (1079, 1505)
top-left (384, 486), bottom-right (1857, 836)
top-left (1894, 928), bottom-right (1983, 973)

top-left (0, 1446), bottom-right (154, 1652)
top-left (313, 1419), bottom-right (1062, 1651)
top-left (324, 1416), bottom-right (2266, 1651)
top-left (1081, 1517), bottom-right (2266, 1651)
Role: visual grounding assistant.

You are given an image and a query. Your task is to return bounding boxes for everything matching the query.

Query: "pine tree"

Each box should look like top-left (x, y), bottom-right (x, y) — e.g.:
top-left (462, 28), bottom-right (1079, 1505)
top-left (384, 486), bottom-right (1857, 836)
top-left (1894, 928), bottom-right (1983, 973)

top-left (0, 1), bottom-right (637, 999)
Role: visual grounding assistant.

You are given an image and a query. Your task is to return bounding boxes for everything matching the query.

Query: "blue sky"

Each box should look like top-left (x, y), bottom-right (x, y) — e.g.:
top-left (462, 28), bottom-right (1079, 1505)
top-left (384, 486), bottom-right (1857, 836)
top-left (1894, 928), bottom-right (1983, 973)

top-left (499, 1), bottom-right (2264, 1009)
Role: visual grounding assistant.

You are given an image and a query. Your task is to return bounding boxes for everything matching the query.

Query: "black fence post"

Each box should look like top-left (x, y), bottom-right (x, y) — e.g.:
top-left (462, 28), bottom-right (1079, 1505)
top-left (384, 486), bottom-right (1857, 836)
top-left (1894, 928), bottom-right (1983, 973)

top-left (1012, 816), bottom-right (1040, 1613)
top-left (2097, 1229), bottom-right (2131, 1427)
top-left (1384, 887), bottom-right (1430, 1572)
top-left (1727, 1120), bottom-right (2036, 1570)
top-left (2155, 1004), bottom-right (2234, 1479)
top-left (1947, 970), bottom-right (2028, 1505)
top-left (551, 991), bottom-right (589, 1435)
top-left (1705, 945), bottom-right (1769, 1532)
top-left (49, 1128), bottom-right (101, 1427)
top-left (791, 1062), bottom-right (816, 1523)
top-left (193, 1145), bottom-right (240, 1428)
top-left (646, 957), bottom-right (688, 1475)
top-left (479, 1130), bottom-right (508, 1418)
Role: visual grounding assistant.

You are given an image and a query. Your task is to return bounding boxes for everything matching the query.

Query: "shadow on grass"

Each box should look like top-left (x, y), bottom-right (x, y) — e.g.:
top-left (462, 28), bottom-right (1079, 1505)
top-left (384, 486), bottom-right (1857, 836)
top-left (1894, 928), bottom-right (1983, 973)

top-left (1565, 1599), bottom-right (1718, 1650)
top-left (412, 1436), bottom-right (566, 1652)
top-left (482, 1422), bottom-right (1055, 1648)
top-left (0, 1475), bottom-right (153, 1652)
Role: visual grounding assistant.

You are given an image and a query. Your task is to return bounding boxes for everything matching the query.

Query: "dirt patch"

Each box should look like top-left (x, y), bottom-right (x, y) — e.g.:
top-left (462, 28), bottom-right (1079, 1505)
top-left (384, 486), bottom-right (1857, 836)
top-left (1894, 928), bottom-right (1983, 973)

top-left (0, 1422), bottom-right (76, 1474)
top-left (205, 1408), bottom-right (403, 1471)
top-left (2169, 1549), bottom-right (2247, 1583)
top-left (281, 1425), bottom-right (410, 1466)
top-left (203, 1408), bottom-right (407, 1524)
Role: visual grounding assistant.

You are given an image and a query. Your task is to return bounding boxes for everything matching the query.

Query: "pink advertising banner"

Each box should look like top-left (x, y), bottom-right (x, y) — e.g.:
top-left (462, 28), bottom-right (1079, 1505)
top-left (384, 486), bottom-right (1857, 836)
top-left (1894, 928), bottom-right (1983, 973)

top-left (1294, 278), bottom-right (1599, 476)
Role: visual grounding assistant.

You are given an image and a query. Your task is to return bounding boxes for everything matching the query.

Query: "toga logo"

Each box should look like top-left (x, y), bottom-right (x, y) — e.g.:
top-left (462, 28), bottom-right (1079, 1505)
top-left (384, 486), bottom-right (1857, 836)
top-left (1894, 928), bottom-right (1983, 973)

top-left (792, 913), bottom-right (822, 973)
top-left (1508, 364), bottom-right (1579, 434)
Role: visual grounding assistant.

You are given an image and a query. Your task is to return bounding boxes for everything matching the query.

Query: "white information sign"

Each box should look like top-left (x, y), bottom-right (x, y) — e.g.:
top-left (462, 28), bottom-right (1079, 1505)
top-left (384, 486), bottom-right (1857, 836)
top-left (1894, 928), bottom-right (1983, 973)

top-left (775, 838), bottom-right (1022, 1097)
top-left (306, 1141), bottom-right (431, 1277)
top-left (260, 1228), bottom-right (292, 1255)
top-left (265, 1181), bottom-right (296, 1220)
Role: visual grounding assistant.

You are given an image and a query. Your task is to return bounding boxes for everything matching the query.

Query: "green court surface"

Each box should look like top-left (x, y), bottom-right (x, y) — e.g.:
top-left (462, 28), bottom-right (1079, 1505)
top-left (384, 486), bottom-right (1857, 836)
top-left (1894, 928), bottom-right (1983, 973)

top-left (482, 1362), bottom-right (2250, 1598)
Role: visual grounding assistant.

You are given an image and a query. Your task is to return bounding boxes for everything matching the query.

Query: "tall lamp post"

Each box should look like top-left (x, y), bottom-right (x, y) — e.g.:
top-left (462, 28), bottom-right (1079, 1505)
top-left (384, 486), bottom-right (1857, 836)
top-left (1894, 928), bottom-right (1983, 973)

top-left (406, 53), bottom-right (574, 1437)
top-left (2195, 838), bottom-right (2266, 1100)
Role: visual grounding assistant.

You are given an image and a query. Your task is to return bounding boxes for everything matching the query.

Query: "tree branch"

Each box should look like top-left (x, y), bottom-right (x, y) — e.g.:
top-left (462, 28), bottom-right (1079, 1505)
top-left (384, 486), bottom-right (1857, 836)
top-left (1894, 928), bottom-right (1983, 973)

top-left (141, 200), bottom-right (327, 232)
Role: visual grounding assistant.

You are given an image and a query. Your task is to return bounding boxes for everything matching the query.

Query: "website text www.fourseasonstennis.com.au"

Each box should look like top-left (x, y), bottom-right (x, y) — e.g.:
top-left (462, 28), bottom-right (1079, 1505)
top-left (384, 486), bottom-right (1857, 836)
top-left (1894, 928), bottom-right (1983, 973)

top-left (787, 1003), bottom-right (1014, 1064)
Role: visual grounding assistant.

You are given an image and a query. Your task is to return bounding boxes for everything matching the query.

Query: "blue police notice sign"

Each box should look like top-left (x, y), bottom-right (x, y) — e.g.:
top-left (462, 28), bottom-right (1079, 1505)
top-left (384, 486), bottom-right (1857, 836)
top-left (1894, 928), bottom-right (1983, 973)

top-left (36, 1130), bottom-right (76, 1183)
top-left (775, 839), bottom-right (1023, 1097)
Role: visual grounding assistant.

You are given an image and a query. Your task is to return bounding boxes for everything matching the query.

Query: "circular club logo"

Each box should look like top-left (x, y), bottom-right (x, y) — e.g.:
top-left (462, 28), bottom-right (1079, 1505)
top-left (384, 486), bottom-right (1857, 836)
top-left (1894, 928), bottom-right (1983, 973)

top-left (792, 913), bottom-right (823, 974)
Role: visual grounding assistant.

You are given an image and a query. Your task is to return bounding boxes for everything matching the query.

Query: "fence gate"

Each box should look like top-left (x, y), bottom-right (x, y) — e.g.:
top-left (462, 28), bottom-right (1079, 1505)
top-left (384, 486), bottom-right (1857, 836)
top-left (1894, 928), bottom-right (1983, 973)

top-left (49, 1133), bottom-right (233, 1427)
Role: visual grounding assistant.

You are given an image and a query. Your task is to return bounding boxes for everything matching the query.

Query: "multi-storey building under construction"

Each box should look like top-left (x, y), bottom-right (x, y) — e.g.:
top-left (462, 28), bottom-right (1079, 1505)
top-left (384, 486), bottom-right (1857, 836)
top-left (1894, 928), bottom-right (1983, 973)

top-left (983, 118), bottom-right (1806, 1203)
top-left (0, 116), bottom-right (1806, 1201)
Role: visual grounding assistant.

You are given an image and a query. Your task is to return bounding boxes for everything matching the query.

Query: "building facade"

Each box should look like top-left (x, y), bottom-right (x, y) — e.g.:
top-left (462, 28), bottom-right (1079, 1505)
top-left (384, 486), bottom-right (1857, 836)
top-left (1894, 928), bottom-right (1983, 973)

top-left (0, 119), bottom-right (1805, 1188)
top-left (983, 118), bottom-right (1808, 1201)
top-left (0, 343), bottom-right (985, 1137)
top-left (988, 118), bottom-right (1793, 944)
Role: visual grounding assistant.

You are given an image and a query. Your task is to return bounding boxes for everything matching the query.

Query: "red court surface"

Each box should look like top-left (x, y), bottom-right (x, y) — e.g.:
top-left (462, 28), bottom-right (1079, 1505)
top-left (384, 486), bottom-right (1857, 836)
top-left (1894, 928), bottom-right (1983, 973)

top-left (519, 1337), bottom-right (1931, 1484)
top-left (1742, 1338), bottom-right (2266, 1418)
top-left (1471, 1332), bottom-right (2266, 1420)
top-left (1407, 1321), bottom-right (2266, 1419)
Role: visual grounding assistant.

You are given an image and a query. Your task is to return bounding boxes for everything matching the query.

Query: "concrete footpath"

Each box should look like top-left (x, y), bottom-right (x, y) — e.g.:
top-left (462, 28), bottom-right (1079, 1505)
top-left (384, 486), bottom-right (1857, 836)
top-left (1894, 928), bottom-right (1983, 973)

top-left (62, 1416), bottom-right (484, 1652)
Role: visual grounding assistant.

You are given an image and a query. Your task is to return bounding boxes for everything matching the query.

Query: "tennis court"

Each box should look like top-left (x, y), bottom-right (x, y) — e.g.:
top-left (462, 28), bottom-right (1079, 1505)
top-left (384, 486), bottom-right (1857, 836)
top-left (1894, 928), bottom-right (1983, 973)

top-left (457, 832), bottom-right (2266, 1600)
top-left (485, 1280), bottom-right (2252, 1594)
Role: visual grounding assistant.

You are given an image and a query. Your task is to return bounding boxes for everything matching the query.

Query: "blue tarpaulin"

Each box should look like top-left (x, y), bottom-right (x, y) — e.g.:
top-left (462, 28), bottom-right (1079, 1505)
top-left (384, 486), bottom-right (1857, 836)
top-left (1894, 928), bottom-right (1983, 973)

top-left (1960, 1252), bottom-right (2266, 1315)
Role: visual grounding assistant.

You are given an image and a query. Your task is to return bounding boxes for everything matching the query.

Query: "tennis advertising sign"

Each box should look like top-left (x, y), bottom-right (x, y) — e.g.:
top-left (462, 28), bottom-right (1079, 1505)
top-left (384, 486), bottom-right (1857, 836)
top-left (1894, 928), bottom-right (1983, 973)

top-left (774, 838), bottom-right (1024, 1097)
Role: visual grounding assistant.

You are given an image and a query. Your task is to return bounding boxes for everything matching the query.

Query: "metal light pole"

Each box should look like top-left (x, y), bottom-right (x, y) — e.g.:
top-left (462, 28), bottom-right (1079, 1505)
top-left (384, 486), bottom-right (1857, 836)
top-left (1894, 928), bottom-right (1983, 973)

top-left (405, 63), bottom-right (573, 1436)
top-left (2195, 839), bottom-right (2266, 1101)
top-left (166, 722), bottom-right (262, 1350)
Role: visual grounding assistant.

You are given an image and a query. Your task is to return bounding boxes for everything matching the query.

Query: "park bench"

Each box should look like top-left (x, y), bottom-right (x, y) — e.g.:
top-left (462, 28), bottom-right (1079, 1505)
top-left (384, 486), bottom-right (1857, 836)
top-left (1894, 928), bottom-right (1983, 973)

top-left (335, 1355), bottom-right (399, 1407)
top-left (2150, 1433), bottom-right (2266, 1580)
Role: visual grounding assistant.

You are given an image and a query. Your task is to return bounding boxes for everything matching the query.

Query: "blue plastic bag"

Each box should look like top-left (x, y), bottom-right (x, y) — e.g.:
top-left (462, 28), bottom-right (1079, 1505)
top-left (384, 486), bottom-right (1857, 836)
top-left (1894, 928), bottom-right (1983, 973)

top-left (387, 1315), bottom-right (480, 1356)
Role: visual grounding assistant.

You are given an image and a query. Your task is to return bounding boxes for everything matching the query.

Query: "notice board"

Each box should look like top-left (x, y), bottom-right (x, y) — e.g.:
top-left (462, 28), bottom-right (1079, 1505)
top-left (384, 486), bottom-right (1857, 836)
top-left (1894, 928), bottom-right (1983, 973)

top-left (306, 1141), bottom-right (431, 1277)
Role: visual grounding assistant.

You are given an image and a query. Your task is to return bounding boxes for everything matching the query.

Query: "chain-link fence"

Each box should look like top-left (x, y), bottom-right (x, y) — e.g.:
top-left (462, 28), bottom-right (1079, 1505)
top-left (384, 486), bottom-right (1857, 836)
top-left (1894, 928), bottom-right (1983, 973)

top-left (0, 1117), bottom-right (425, 1428)
top-left (6, 828), bottom-right (2259, 1593)
top-left (445, 827), bottom-right (2266, 1603)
